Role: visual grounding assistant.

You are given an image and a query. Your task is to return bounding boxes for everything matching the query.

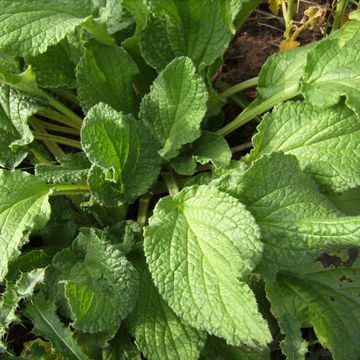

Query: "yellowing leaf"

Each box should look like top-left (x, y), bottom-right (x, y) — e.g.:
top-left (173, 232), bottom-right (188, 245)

top-left (269, 0), bottom-right (282, 15)
top-left (280, 39), bottom-right (301, 52)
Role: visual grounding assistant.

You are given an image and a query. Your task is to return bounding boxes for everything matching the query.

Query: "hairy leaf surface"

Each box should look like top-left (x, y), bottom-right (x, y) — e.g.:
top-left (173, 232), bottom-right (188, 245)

top-left (250, 101), bottom-right (360, 192)
top-left (144, 185), bottom-right (270, 347)
top-left (128, 257), bottom-right (205, 360)
top-left (139, 0), bottom-right (233, 71)
top-left (51, 228), bottom-right (139, 333)
top-left (81, 103), bottom-right (161, 206)
top-left (140, 57), bottom-right (207, 160)
top-left (217, 153), bottom-right (360, 276)
top-left (76, 42), bottom-right (138, 114)
top-left (0, 171), bottom-right (51, 282)
top-left (267, 251), bottom-right (360, 360)
top-left (0, 0), bottom-right (95, 57)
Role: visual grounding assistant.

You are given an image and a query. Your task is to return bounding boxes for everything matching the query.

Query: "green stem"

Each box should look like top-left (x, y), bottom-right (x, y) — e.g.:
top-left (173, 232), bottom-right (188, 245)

top-left (34, 119), bottom-right (80, 135)
top-left (30, 120), bottom-right (66, 159)
top-left (44, 94), bottom-right (83, 129)
top-left (286, 0), bottom-right (296, 28)
top-left (82, 18), bottom-right (115, 46)
top-left (231, 142), bottom-right (253, 154)
top-left (217, 85), bottom-right (300, 137)
top-left (51, 184), bottom-right (90, 196)
top-left (137, 194), bottom-right (151, 227)
top-left (30, 148), bottom-right (50, 164)
top-left (219, 77), bottom-right (259, 98)
top-left (50, 88), bottom-right (80, 106)
top-left (38, 108), bottom-right (81, 129)
top-left (162, 172), bottom-right (180, 196)
top-left (32, 132), bottom-right (82, 149)
top-left (333, 0), bottom-right (348, 30)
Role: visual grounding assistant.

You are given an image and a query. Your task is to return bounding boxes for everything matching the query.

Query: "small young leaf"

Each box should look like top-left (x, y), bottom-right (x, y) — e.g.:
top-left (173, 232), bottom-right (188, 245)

top-left (171, 131), bottom-right (232, 175)
top-left (0, 171), bottom-right (51, 281)
top-left (279, 314), bottom-right (308, 360)
top-left (140, 57), bottom-right (208, 160)
top-left (249, 101), bottom-right (360, 192)
top-left (144, 185), bottom-right (270, 347)
top-left (0, 0), bottom-right (95, 57)
top-left (127, 256), bottom-right (206, 360)
top-left (76, 41), bottom-right (139, 114)
top-left (81, 103), bottom-right (161, 206)
top-left (51, 228), bottom-right (139, 333)
top-left (25, 294), bottom-right (90, 360)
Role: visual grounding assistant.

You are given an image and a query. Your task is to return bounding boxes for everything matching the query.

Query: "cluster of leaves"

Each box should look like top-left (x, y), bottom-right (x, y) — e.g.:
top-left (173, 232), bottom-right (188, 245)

top-left (0, 0), bottom-right (360, 359)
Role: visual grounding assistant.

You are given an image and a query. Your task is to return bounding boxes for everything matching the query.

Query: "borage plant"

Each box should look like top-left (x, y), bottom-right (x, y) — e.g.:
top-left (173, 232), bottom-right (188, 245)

top-left (0, 0), bottom-right (360, 359)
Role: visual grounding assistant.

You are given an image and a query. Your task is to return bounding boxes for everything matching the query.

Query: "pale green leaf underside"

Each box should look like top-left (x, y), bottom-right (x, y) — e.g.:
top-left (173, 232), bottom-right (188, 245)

top-left (301, 33), bottom-right (360, 118)
top-left (250, 101), bottom-right (360, 193)
top-left (144, 185), bottom-right (270, 347)
top-left (81, 103), bottom-right (161, 206)
top-left (52, 228), bottom-right (139, 333)
top-left (76, 42), bottom-right (139, 114)
top-left (227, 153), bottom-right (360, 276)
top-left (267, 252), bottom-right (360, 360)
top-left (140, 57), bottom-right (208, 160)
top-left (128, 258), bottom-right (205, 360)
top-left (0, 170), bottom-right (51, 282)
top-left (25, 294), bottom-right (90, 360)
top-left (0, 0), bottom-right (95, 57)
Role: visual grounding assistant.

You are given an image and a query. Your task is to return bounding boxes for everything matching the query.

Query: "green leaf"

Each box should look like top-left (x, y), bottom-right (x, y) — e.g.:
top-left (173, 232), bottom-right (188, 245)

top-left (139, 0), bottom-right (233, 71)
top-left (0, 268), bottom-right (45, 351)
top-left (25, 41), bottom-right (76, 88)
top-left (0, 106), bottom-right (27, 169)
top-left (249, 101), bottom-right (360, 193)
top-left (144, 185), bottom-right (270, 347)
top-left (25, 294), bottom-right (90, 360)
top-left (301, 33), bottom-right (360, 118)
top-left (233, 0), bottom-right (263, 29)
top-left (94, 0), bottom-right (133, 35)
top-left (102, 327), bottom-right (141, 360)
top-left (127, 256), bottom-right (206, 360)
top-left (0, 85), bottom-right (44, 168)
top-left (140, 57), bottom-right (208, 160)
top-left (51, 228), bottom-right (139, 333)
top-left (0, 170), bottom-right (51, 282)
top-left (328, 187), bottom-right (360, 216)
top-left (171, 131), bottom-right (232, 175)
top-left (222, 152), bottom-right (360, 277)
top-left (257, 44), bottom-right (314, 101)
top-left (81, 103), bottom-right (161, 206)
top-left (202, 336), bottom-right (270, 360)
top-left (279, 314), bottom-right (308, 360)
top-left (0, 52), bottom-right (20, 74)
top-left (266, 250), bottom-right (360, 360)
top-left (76, 41), bottom-right (139, 114)
top-left (36, 153), bottom-right (90, 185)
top-left (0, 0), bottom-right (95, 57)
